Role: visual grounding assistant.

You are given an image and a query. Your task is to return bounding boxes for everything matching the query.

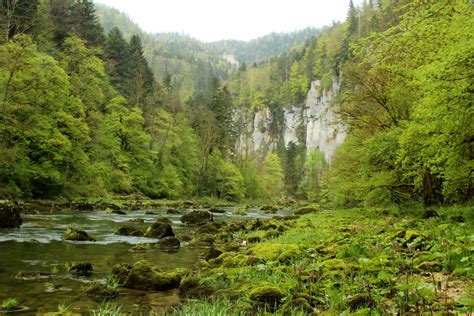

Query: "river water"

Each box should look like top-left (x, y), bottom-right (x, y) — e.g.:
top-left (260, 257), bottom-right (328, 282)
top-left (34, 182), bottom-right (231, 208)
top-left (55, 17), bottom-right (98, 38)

top-left (0, 206), bottom-right (281, 314)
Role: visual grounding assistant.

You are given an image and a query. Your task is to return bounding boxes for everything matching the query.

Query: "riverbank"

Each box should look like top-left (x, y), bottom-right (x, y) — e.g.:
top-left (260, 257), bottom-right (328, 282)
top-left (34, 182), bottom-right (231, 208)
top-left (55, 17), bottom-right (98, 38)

top-left (163, 206), bottom-right (473, 315)
top-left (0, 202), bottom-right (472, 315)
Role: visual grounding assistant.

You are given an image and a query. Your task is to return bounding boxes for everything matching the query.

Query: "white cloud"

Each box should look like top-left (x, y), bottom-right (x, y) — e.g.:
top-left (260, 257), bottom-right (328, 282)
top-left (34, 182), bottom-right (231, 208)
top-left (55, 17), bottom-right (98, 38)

top-left (94, 0), bottom-right (363, 42)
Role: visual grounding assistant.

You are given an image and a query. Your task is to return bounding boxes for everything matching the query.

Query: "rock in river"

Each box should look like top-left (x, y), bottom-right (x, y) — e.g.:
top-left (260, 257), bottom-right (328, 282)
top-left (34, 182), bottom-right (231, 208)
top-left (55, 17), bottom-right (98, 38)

top-left (181, 210), bottom-right (213, 225)
top-left (64, 228), bottom-right (96, 241)
top-left (0, 204), bottom-right (22, 228)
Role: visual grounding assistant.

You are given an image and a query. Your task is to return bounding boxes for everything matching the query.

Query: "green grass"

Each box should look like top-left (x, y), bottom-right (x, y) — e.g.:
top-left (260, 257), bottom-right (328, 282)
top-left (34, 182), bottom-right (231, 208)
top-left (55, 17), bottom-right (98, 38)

top-left (177, 207), bottom-right (473, 314)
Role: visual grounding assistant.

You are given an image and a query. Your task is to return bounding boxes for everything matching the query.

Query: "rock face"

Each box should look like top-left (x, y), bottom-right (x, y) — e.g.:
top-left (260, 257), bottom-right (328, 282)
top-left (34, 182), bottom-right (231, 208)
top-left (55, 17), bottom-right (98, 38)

top-left (0, 204), bottom-right (22, 228)
top-left (237, 80), bottom-right (346, 162)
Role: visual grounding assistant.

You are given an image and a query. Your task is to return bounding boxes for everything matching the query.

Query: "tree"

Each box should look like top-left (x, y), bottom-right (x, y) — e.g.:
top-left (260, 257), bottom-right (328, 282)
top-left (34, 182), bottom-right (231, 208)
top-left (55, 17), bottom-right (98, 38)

top-left (0, 35), bottom-right (89, 197)
top-left (0, 0), bottom-right (38, 42)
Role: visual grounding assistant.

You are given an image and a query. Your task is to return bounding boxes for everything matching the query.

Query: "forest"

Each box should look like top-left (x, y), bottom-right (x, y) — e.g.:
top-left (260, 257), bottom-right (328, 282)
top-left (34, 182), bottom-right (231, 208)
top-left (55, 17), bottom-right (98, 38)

top-left (0, 0), bottom-right (472, 314)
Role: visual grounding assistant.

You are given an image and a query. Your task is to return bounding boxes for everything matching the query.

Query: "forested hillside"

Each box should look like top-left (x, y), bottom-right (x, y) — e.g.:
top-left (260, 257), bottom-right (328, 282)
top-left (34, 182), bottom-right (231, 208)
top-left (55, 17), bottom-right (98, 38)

top-left (95, 4), bottom-right (321, 100)
top-left (0, 0), bottom-right (472, 208)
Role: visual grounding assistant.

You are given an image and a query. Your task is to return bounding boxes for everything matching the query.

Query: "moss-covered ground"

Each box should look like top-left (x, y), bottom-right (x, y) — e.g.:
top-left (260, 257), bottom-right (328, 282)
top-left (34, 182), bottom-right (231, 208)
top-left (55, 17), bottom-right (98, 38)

top-left (168, 206), bottom-right (473, 315)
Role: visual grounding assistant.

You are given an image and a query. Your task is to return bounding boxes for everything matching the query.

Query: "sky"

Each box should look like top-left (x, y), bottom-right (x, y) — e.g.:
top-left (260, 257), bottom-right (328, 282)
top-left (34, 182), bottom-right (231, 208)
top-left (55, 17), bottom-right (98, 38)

top-left (94, 0), bottom-right (363, 42)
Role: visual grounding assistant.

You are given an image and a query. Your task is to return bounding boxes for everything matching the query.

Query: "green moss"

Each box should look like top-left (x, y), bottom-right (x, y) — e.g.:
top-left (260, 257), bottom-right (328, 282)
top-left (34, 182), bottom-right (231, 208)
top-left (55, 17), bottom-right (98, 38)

top-left (249, 285), bottom-right (285, 311)
top-left (250, 243), bottom-right (299, 261)
top-left (294, 205), bottom-right (320, 215)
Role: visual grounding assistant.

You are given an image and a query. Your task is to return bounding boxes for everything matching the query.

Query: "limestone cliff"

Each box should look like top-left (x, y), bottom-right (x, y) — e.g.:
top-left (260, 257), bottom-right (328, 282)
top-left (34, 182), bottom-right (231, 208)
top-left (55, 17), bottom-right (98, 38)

top-left (236, 80), bottom-right (346, 162)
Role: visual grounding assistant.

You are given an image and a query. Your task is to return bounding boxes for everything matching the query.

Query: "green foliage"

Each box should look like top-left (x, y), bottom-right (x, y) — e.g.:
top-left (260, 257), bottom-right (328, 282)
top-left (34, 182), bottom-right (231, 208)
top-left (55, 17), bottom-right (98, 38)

top-left (1, 298), bottom-right (18, 310)
top-left (260, 153), bottom-right (285, 201)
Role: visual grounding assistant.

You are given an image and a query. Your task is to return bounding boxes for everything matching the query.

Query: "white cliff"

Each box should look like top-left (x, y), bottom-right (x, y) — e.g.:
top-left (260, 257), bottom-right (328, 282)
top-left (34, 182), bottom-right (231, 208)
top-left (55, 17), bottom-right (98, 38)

top-left (237, 79), bottom-right (346, 162)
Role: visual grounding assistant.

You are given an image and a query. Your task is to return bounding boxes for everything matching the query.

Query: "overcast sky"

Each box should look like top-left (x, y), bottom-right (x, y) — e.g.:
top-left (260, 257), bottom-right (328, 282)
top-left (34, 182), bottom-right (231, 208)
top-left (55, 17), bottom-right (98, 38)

top-left (94, 0), bottom-right (363, 42)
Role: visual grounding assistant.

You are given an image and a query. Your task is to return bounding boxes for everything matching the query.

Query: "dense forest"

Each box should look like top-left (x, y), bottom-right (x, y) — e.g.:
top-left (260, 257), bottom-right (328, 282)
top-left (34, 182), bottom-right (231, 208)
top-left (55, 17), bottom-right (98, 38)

top-left (0, 0), bottom-right (472, 208)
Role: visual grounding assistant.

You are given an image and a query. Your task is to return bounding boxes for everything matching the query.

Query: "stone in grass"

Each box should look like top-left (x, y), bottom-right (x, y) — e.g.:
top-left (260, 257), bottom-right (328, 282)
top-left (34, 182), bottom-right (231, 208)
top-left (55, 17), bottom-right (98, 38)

top-left (347, 293), bottom-right (376, 311)
top-left (204, 246), bottom-right (223, 261)
top-left (294, 205), bottom-right (320, 215)
top-left (422, 209), bottom-right (439, 219)
top-left (179, 276), bottom-right (214, 298)
top-left (249, 285), bottom-right (285, 312)
top-left (69, 262), bottom-right (93, 277)
top-left (64, 228), bottom-right (96, 242)
top-left (280, 298), bottom-right (313, 315)
top-left (157, 236), bottom-right (181, 251)
top-left (144, 220), bottom-right (174, 238)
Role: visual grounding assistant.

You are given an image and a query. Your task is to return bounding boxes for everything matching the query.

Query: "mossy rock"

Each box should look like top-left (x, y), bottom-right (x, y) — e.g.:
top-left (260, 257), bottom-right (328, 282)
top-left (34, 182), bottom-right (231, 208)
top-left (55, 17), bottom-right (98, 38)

top-left (69, 262), bottom-right (93, 277)
top-left (188, 234), bottom-right (215, 248)
top-left (209, 252), bottom-right (251, 268)
top-left (223, 241), bottom-right (241, 252)
top-left (120, 260), bottom-right (182, 291)
top-left (129, 244), bottom-right (150, 253)
top-left (421, 209), bottom-right (439, 219)
top-left (250, 243), bottom-right (299, 261)
top-left (157, 236), bottom-right (180, 251)
top-left (347, 293), bottom-right (376, 311)
top-left (179, 276), bottom-right (214, 298)
top-left (205, 246), bottom-right (223, 261)
top-left (277, 248), bottom-right (300, 263)
top-left (249, 285), bottom-right (285, 311)
top-left (264, 229), bottom-right (282, 239)
top-left (320, 258), bottom-right (349, 277)
top-left (85, 283), bottom-right (118, 300)
top-left (144, 221), bottom-right (174, 238)
top-left (64, 228), bottom-right (96, 242)
top-left (294, 205), bottom-right (320, 215)
top-left (181, 210), bottom-right (213, 225)
top-left (111, 263), bottom-right (132, 285)
top-left (280, 298), bottom-right (313, 315)
top-left (413, 251), bottom-right (443, 272)
top-left (247, 236), bottom-right (261, 243)
top-left (260, 205), bottom-right (278, 214)
top-left (115, 225), bottom-right (143, 237)
top-left (197, 222), bottom-right (219, 234)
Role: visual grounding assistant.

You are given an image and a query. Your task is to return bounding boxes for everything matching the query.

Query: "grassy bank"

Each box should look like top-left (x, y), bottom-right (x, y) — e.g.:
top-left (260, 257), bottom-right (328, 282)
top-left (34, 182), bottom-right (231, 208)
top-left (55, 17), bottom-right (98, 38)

top-left (165, 206), bottom-right (473, 315)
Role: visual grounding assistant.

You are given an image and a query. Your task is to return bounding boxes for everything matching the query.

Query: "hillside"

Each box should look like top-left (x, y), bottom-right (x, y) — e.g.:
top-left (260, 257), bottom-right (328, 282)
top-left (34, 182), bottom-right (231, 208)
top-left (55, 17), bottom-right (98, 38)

top-left (95, 4), bottom-right (320, 99)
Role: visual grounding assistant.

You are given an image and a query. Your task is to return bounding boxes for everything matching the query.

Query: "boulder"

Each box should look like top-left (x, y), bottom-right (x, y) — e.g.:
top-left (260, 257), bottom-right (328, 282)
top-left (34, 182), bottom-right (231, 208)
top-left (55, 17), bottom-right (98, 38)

top-left (181, 210), bottom-right (213, 225)
top-left (144, 221), bottom-right (174, 238)
top-left (0, 204), bottom-right (22, 228)
top-left (113, 260), bottom-right (182, 291)
top-left (69, 262), bottom-right (93, 277)
top-left (85, 283), bottom-right (118, 300)
top-left (204, 246), bottom-right (223, 261)
top-left (64, 228), bottom-right (96, 241)
top-left (157, 236), bottom-right (180, 251)
top-left (294, 205), bottom-right (320, 215)
top-left (179, 276), bottom-right (214, 298)
top-left (115, 225), bottom-right (143, 237)
top-left (249, 285), bottom-right (285, 311)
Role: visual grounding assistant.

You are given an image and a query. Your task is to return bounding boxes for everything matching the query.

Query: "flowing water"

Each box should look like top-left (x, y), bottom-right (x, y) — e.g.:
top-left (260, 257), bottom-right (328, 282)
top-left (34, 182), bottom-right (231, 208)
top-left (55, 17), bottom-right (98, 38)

top-left (0, 206), bottom-right (285, 315)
